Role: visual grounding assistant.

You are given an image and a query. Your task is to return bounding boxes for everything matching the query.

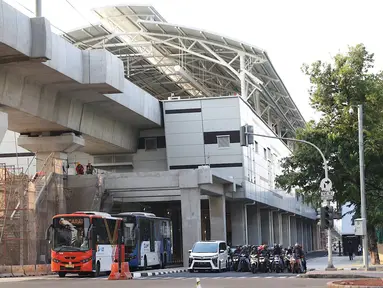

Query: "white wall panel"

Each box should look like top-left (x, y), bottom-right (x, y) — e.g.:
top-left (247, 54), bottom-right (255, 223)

top-left (164, 100), bottom-right (201, 109)
top-left (165, 113), bottom-right (202, 122)
top-left (166, 144), bottom-right (205, 158)
top-left (203, 118), bottom-right (241, 132)
top-left (165, 121), bottom-right (203, 134)
top-left (202, 106), bottom-right (239, 120)
top-left (166, 133), bottom-right (204, 146)
top-left (168, 156), bottom-right (205, 167)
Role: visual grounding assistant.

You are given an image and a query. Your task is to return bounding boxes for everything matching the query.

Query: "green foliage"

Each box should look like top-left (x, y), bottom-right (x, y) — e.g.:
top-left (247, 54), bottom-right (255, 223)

top-left (276, 44), bottom-right (383, 228)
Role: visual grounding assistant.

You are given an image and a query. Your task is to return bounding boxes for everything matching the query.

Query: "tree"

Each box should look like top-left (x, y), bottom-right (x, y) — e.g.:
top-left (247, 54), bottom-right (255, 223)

top-left (276, 44), bottom-right (383, 264)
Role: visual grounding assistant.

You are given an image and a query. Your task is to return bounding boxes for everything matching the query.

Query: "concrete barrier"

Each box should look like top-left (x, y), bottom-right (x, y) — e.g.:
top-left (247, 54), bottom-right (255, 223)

top-left (0, 265), bottom-right (13, 277)
top-left (11, 265), bottom-right (25, 277)
top-left (23, 265), bottom-right (37, 276)
top-left (35, 264), bottom-right (50, 275)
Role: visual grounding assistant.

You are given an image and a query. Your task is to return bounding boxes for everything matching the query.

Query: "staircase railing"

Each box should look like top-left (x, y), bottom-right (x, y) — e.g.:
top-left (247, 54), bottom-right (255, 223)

top-left (34, 153), bottom-right (55, 208)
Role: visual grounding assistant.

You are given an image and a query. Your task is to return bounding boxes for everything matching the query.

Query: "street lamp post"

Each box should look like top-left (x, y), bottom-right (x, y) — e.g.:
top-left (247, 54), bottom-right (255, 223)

top-left (357, 105), bottom-right (369, 270)
top-left (244, 131), bottom-right (334, 269)
top-left (36, 0), bottom-right (42, 17)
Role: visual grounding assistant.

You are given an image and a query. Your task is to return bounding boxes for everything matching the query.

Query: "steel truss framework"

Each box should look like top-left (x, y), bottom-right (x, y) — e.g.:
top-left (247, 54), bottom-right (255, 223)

top-left (63, 5), bottom-right (305, 136)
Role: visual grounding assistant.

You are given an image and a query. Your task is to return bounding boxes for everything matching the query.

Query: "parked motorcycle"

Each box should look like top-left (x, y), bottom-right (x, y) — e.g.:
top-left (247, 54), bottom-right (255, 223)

top-left (284, 253), bottom-right (292, 272)
top-left (272, 254), bottom-right (283, 273)
top-left (232, 253), bottom-right (240, 271)
top-left (289, 255), bottom-right (301, 274)
top-left (237, 252), bottom-right (250, 272)
top-left (257, 254), bottom-right (269, 273)
top-left (250, 253), bottom-right (258, 274)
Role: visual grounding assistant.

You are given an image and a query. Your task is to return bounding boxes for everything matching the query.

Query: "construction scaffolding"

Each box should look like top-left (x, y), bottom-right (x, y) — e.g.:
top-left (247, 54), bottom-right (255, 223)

top-left (0, 153), bottom-right (63, 265)
top-left (0, 163), bottom-right (31, 265)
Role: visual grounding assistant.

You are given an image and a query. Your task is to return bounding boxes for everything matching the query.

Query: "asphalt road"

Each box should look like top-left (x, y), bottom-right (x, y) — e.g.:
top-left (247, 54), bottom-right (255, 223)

top-left (139, 270), bottom-right (301, 280)
top-left (0, 276), bottom-right (330, 288)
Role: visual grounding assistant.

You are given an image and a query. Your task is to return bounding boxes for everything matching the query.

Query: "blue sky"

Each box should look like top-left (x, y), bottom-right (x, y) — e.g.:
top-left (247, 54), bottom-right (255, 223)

top-left (5, 0), bottom-right (383, 122)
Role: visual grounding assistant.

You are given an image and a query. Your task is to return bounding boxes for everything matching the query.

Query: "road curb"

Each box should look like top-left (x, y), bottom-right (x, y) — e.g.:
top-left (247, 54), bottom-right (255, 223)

top-left (132, 268), bottom-right (188, 278)
top-left (299, 273), bottom-right (378, 279)
top-left (307, 267), bottom-right (381, 272)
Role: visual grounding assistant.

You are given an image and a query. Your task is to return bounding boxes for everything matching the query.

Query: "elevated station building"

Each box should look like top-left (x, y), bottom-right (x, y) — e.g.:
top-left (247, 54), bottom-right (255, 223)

top-left (0, 2), bottom-right (320, 266)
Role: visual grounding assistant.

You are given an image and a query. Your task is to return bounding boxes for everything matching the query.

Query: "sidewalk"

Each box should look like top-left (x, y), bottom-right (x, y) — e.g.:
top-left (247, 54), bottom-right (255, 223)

top-left (307, 255), bottom-right (383, 271)
top-left (300, 269), bottom-right (383, 279)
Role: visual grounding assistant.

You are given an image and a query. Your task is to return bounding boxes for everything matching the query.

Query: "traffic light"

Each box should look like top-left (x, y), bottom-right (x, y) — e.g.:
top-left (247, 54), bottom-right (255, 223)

top-left (320, 206), bottom-right (334, 229)
top-left (240, 125), bottom-right (255, 147)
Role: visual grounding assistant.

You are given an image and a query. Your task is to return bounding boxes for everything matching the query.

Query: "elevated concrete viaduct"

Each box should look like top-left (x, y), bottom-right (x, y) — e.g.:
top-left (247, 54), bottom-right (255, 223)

top-left (0, 1), bottom-right (161, 157)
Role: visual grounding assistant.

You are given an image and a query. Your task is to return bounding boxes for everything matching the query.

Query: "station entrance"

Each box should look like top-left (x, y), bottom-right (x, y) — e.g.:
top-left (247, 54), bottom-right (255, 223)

top-left (111, 199), bottom-right (233, 264)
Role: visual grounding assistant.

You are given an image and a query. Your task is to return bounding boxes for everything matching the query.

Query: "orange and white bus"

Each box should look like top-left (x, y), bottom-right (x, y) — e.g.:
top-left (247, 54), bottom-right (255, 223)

top-left (45, 211), bottom-right (123, 278)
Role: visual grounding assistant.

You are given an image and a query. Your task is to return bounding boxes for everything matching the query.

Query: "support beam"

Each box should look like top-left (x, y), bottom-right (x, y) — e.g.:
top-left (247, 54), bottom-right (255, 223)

top-left (181, 188), bottom-right (201, 267)
top-left (240, 53), bottom-right (247, 99)
top-left (209, 195), bottom-right (226, 241)
top-left (0, 111), bottom-right (7, 143)
top-left (230, 202), bottom-right (246, 245)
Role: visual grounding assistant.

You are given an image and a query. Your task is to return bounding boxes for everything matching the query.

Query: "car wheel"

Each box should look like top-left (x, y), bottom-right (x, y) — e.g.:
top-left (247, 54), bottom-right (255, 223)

top-left (188, 269), bottom-right (194, 273)
top-left (58, 272), bottom-right (66, 278)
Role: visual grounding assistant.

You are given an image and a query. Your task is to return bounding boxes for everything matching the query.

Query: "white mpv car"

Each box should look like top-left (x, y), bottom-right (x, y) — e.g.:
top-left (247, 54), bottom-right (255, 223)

top-left (188, 241), bottom-right (229, 272)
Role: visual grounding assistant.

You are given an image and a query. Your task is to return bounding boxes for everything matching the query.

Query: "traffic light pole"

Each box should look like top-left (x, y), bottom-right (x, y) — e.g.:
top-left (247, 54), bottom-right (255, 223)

top-left (245, 132), bottom-right (334, 269)
top-left (358, 105), bottom-right (369, 270)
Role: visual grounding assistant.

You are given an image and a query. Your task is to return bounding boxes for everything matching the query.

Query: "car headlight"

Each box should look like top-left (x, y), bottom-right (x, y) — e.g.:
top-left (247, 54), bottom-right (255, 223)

top-left (189, 257), bottom-right (193, 265)
top-left (52, 258), bottom-right (60, 263)
top-left (212, 257), bottom-right (218, 266)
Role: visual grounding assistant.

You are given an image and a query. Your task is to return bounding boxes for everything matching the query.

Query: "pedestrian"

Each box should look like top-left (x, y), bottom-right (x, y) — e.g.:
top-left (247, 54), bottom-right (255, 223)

top-left (358, 244), bottom-right (362, 256)
top-left (348, 240), bottom-right (353, 260)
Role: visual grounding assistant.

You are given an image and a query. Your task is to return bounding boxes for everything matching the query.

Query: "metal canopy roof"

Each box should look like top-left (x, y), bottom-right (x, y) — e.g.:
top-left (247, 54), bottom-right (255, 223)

top-left (63, 5), bottom-right (305, 135)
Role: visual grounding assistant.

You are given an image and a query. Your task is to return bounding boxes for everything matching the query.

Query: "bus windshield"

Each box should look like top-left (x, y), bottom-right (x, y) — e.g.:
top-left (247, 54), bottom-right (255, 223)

top-left (123, 216), bottom-right (137, 247)
top-left (52, 216), bottom-right (90, 252)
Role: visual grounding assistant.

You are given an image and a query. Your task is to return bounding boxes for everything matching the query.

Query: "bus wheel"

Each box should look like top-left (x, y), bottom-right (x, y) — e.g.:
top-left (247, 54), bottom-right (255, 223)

top-left (58, 272), bottom-right (66, 278)
top-left (94, 261), bottom-right (100, 277)
top-left (144, 256), bottom-right (148, 270)
top-left (162, 254), bottom-right (166, 269)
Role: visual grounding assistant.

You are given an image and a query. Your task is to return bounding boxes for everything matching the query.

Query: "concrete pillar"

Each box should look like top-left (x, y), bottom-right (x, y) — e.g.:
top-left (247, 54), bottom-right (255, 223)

top-left (307, 221), bottom-right (314, 251)
top-left (296, 218), bottom-right (301, 245)
top-left (303, 222), bottom-right (308, 251)
top-left (278, 213), bottom-right (283, 245)
top-left (209, 195), bottom-right (226, 241)
top-left (181, 188), bottom-right (201, 267)
top-left (290, 216), bottom-right (297, 245)
top-left (281, 214), bottom-right (289, 246)
top-left (260, 209), bottom-right (270, 245)
top-left (0, 111), bottom-right (8, 143)
top-left (247, 203), bottom-right (261, 244)
top-left (272, 211), bottom-right (282, 245)
top-left (230, 202), bottom-right (246, 245)
top-left (269, 210), bottom-right (274, 244)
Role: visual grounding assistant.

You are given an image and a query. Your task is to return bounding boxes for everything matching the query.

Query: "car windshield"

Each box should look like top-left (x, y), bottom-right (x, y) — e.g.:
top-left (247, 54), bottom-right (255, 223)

top-left (192, 242), bottom-right (218, 253)
top-left (52, 217), bottom-right (90, 252)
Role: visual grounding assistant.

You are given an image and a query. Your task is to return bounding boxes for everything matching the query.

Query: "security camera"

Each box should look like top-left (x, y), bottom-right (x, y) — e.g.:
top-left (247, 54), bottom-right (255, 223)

top-left (349, 107), bottom-right (354, 115)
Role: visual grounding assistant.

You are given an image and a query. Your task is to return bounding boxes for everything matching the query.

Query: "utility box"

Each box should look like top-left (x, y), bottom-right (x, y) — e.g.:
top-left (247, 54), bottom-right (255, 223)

top-left (354, 218), bottom-right (366, 236)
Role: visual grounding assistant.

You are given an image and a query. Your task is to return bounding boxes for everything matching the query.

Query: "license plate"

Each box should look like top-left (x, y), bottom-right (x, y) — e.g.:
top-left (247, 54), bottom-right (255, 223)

top-left (65, 264), bottom-right (74, 268)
